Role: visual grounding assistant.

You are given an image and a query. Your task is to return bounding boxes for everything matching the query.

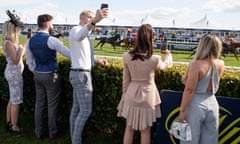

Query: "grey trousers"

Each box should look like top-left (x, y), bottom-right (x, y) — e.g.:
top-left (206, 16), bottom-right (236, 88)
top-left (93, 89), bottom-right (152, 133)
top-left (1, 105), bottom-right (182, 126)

top-left (34, 72), bottom-right (62, 137)
top-left (69, 71), bottom-right (93, 144)
top-left (181, 94), bottom-right (219, 144)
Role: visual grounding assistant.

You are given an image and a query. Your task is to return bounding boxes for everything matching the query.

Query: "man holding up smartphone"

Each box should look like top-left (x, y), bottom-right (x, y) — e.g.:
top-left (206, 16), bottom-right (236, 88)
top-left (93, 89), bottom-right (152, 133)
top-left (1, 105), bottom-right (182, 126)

top-left (100, 3), bottom-right (108, 9)
top-left (68, 4), bottom-right (108, 144)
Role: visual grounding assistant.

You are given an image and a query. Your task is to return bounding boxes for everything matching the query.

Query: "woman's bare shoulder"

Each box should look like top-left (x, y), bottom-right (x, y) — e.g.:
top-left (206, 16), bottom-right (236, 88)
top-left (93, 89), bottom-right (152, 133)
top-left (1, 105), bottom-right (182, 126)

top-left (4, 40), bottom-right (14, 49)
top-left (215, 59), bottom-right (224, 66)
top-left (188, 60), bottom-right (202, 72)
top-left (214, 59), bottom-right (225, 72)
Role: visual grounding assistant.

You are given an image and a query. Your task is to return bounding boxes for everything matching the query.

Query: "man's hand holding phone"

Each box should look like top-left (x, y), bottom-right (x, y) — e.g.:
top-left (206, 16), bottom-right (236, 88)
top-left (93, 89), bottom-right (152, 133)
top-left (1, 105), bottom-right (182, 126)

top-left (100, 3), bottom-right (108, 18)
top-left (101, 3), bottom-right (108, 9)
top-left (91, 3), bottom-right (109, 26)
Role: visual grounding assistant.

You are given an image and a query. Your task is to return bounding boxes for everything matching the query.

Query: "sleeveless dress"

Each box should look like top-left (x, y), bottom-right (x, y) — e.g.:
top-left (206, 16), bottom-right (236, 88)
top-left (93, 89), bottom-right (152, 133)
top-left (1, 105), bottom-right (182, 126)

top-left (117, 53), bottom-right (172, 130)
top-left (3, 40), bottom-right (24, 104)
top-left (181, 63), bottom-right (219, 144)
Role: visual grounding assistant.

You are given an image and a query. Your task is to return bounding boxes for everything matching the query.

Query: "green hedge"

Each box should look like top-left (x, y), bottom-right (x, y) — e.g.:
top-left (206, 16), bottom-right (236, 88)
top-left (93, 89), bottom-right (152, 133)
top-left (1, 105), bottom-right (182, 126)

top-left (0, 50), bottom-right (239, 135)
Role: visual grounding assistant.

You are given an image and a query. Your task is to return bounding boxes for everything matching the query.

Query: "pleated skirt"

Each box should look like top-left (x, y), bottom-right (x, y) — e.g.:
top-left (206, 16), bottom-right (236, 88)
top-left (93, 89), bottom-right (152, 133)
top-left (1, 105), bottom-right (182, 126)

top-left (117, 99), bottom-right (161, 130)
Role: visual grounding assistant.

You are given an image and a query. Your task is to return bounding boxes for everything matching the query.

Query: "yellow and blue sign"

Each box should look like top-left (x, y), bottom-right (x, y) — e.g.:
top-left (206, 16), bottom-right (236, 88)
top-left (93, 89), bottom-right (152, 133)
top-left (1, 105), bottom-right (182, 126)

top-left (155, 90), bottom-right (240, 144)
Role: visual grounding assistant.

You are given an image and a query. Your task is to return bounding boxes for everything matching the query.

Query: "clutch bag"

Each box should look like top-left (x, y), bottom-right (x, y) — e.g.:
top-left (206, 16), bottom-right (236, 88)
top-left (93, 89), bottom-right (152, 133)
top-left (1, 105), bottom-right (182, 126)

top-left (169, 120), bottom-right (192, 141)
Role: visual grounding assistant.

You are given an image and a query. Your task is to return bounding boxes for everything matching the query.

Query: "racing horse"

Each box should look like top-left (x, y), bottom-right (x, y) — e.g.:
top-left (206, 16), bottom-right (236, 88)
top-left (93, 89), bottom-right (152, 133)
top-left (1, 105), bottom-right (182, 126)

top-left (121, 37), bottom-right (136, 49)
top-left (190, 41), bottom-right (239, 60)
top-left (95, 34), bottom-right (121, 50)
top-left (222, 41), bottom-right (240, 60)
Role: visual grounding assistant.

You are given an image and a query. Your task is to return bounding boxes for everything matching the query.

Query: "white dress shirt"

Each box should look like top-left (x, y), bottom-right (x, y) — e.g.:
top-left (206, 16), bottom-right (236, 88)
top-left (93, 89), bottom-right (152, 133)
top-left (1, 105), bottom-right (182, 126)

top-left (69, 25), bottom-right (93, 70)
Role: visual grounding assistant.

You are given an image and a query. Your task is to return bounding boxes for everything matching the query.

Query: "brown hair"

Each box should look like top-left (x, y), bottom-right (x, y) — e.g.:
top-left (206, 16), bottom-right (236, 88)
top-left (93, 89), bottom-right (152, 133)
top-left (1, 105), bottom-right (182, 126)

top-left (37, 14), bottom-right (53, 28)
top-left (129, 24), bottom-right (154, 61)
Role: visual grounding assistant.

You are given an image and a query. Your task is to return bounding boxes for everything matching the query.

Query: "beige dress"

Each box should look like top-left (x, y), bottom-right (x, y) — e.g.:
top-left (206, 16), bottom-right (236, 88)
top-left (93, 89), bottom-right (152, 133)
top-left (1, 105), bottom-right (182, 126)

top-left (117, 53), bottom-right (172, 130)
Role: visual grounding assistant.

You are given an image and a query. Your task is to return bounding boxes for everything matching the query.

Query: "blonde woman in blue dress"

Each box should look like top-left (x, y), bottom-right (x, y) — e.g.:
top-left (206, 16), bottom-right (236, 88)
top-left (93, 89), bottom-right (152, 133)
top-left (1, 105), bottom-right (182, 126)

top-left (178, 34), bottom-right (225, 144)
top-left (2, 10), bottom-right (25, 132)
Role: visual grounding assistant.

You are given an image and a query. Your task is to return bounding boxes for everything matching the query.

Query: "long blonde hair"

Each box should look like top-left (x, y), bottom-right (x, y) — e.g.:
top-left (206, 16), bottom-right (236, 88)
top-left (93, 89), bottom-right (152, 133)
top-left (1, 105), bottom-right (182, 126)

top-left (3, 21), bottom-right (21, 44)
top-left (194, 34), bottom-right (222, 61)
top-left (182, 34), bottom-right (222, 84)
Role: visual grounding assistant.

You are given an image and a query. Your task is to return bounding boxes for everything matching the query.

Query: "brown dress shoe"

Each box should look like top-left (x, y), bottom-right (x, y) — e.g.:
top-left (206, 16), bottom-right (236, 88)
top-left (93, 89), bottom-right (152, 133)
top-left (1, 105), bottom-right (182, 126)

top-left (35, 135), bottom-right (43, 140)
top-left (49, 133), bottom-right (58, 140)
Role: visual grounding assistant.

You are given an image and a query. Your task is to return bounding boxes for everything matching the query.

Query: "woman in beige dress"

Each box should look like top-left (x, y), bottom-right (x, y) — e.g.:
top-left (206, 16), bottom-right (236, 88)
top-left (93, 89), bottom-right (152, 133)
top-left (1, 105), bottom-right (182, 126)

top-left (117, 24), bottom-right (173, 144)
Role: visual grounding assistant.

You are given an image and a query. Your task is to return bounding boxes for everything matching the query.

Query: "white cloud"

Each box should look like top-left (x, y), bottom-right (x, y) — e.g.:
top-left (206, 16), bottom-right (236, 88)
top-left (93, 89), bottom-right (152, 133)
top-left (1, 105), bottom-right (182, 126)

top-left (150, 8), bottom-right (191, 20)
top-left (202, 0), bottom-right (240, 13)
top-left (98, 7), bottom-right (192, 26)
top-left (0, 1), bottom-right (71, 24)
top-left (0, 0), bottom-right (42, 6)
top-left (2, 0), bottom-right (70, 21)
top-left (1, 0), bottom-right (239, 28)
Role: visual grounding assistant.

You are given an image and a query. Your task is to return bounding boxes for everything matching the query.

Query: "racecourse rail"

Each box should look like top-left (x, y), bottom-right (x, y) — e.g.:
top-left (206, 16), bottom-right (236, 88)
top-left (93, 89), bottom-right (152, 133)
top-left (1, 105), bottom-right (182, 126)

top-left (96, 55), bottom-right (240, 70)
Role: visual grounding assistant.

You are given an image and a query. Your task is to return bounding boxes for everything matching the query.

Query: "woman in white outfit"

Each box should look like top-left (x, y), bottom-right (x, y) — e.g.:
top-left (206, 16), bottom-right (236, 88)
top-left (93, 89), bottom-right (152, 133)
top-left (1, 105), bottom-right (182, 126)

top-left (2, 10), bottom-right (25, 132)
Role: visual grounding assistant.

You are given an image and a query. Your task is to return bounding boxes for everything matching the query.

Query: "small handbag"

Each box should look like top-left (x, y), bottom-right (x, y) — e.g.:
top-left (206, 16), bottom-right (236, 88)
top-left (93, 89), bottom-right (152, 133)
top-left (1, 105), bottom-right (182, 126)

top-left (169, 120), bottom-right (192, 141)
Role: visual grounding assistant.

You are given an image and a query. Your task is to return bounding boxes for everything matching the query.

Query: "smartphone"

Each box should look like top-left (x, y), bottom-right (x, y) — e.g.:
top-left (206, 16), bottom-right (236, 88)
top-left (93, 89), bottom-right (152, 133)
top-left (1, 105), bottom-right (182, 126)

top-left (100, 3), bottom-right (108, 9)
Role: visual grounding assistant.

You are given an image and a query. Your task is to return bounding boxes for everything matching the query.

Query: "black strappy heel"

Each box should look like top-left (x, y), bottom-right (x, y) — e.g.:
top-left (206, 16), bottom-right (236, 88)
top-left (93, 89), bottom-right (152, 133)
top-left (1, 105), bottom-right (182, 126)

top-left (5, 122), bottom-right (12, 132)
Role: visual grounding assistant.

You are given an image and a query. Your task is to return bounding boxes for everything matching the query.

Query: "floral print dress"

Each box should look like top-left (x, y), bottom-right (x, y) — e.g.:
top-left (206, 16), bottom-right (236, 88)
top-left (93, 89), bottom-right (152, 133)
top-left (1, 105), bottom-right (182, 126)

top-left (3, 40), bottom-right (24, 104)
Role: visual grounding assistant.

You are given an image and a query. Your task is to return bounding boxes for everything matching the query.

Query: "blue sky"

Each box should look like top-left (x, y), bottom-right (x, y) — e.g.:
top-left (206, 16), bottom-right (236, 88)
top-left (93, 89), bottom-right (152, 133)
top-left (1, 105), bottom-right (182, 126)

top-left (1, 0), bottom-right (240, 29)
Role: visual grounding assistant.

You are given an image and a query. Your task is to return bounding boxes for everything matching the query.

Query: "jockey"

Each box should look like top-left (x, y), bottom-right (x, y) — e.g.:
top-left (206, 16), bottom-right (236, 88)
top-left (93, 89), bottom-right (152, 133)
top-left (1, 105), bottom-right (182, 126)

top-left (223, 35), bottom-right (233, 45)
top-left (129, 33), bottom-right (136, 43)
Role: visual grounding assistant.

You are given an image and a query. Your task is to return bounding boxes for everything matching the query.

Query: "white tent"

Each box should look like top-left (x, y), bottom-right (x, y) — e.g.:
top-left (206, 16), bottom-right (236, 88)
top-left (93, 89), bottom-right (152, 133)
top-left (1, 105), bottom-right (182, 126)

top-left (190, 14), bottom-right (219, 28)
top-left (140, 13), bottom-right (161, 27)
